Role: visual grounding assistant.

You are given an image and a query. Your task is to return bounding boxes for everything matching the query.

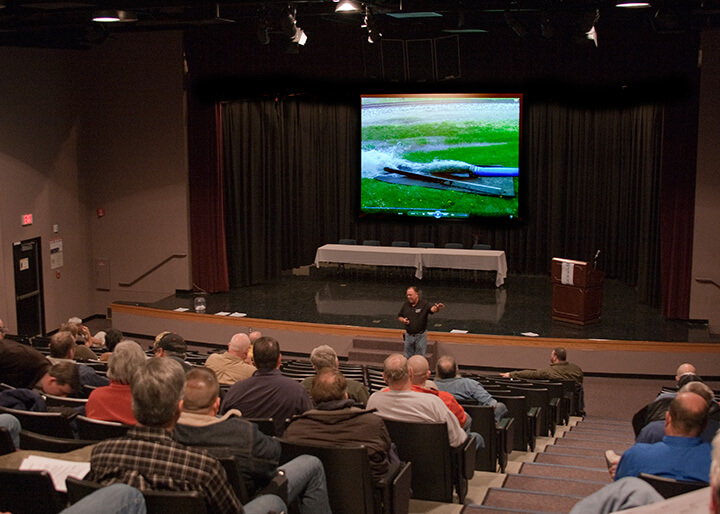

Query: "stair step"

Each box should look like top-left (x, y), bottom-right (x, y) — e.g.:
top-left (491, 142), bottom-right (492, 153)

top-left (482, 488), bottom-right (583, 513)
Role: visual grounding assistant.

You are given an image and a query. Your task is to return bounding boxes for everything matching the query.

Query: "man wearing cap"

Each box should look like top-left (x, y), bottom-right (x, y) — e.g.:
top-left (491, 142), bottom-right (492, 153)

top-left (154, 333), bottom-right (192, 371)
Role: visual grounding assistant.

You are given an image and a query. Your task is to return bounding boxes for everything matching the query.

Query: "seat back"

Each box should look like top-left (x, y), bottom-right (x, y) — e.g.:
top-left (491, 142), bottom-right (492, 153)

top-left (638, 473), bottom-right (709, 499)
top-left (492, 395), bottom-right (529, 452)
top-left (417, 242), bottom-right (435, 248)
top-left (363, 240), bottom-right (381, 246)
top-left (444, 243), bottom-right (463, 249)
top-left (391, 241), bottom-right (410, 247)
top-left (19, 430), bottom-right (94, 453)
top-left (0, 469), bottom-right (66, 514)
top-left (44, 394), bottom-right (88, 408)
top-left (76, 415), bottom-right (131, 440)
top-left (0, 426), bottom-right (16, 455)
top-left (383, 419), bottom-right (455, 503)
top-left (66, 477), bottom-right (208, 514)
top-left (339, 239), bottom-right (357, 245)
top-left (459, 404), bottom-right (497, 472)
top-left (0, 405), bottom-right (74, 438)
top-left (278, 439), bottom-right (379, 514)
top-left (508, 386), bottom-right (551, 437)
top-left (472, 244), bottom-right (491, 250)
top-left (244, 417), bottom-right (276, 436)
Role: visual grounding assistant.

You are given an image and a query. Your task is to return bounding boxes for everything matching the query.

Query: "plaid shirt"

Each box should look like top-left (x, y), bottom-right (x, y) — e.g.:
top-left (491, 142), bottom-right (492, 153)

top-left (87, 426), bottom-right (243, 514)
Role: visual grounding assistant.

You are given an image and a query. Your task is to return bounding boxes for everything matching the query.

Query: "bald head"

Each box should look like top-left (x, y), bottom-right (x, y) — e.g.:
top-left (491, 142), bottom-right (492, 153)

top-left (676, 363), bottom-right (697, 382)
top-left (0, 318), bottom-right (5, 339)
top-left (408, 355), bottom-right (430, 386)
top-left (183, 367), bottom-right (220, 414)
top-left (383, 353), bottom-right (410, 390)
top-left (667, 391), bottom-right (709, 437)
top-left (249, 331), bottom-right (262, 343)
top-left (228, 333), bottom-right (251, 357)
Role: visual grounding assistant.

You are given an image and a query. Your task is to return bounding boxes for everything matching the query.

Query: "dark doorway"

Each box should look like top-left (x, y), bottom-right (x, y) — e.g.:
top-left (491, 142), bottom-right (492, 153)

top-left (13, 237), bottom-right (45, 337)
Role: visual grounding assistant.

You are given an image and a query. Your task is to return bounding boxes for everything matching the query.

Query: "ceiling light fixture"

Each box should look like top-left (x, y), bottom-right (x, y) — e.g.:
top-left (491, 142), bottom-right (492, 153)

top-left (616, 2), bottom-right (651, 7)
top-left (335, 0), bottom-right (360, 13)
top-left (92, 10), bottom-right (137, 23)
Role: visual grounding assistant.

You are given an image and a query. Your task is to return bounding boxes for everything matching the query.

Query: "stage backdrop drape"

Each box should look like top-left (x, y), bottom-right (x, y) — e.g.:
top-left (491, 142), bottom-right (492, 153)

top-left (219, 95), bottom-right (670, 307)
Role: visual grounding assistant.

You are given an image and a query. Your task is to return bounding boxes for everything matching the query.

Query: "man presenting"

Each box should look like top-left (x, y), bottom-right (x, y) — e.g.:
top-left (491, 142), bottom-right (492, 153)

top-left (398, 286), bottom-right (444, 358)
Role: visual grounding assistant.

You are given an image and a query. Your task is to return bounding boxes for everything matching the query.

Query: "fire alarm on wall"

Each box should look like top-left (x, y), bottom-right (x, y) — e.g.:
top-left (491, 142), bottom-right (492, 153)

top-left (21, 214), bottom-right (33, 226)
top-left (96, 208), bottom-right (105, 218)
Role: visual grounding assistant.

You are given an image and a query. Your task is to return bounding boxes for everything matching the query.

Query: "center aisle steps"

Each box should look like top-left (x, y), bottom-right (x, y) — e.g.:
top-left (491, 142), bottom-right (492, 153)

top-left (460, 416), bottom-right (635, 514)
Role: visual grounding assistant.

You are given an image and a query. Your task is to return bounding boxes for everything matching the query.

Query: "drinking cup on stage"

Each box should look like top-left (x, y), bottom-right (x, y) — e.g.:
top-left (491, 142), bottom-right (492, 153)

top-left (194, 296), bottom-right (207, 313)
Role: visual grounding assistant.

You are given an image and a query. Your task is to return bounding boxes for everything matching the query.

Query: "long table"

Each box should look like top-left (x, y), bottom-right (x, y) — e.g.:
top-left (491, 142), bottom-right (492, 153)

top-left (314, 244), bottom-right (508, 287)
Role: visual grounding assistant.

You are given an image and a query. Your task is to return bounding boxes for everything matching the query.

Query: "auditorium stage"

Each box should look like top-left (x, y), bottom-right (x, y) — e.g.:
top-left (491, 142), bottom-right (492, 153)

top-left (110, 271), bottom-right (720, 378)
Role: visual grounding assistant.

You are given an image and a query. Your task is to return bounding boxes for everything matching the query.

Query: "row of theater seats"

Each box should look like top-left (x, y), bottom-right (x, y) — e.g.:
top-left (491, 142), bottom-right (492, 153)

top-left (339, 238), bottom-right (492, 250)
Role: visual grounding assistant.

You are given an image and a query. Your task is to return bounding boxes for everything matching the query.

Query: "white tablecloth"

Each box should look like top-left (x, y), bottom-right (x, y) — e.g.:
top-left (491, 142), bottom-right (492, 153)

top-left (314, 244), bottom-right (508, 287)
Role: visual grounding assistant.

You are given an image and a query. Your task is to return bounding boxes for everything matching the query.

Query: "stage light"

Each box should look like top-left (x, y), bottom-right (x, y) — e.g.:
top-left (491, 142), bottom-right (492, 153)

top-left (616, 2), bottom-right (651, 7)
top-left (365, 6), bottom-right (382, 43)
top-left (281, 4), bottom-right (308, 53)
top-left (92, 10), bottom-right (137, 23)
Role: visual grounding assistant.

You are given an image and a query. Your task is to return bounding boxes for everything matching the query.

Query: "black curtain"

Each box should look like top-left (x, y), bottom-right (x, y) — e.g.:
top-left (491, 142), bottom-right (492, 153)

top-left (222, 95), bottom-right (663, 304)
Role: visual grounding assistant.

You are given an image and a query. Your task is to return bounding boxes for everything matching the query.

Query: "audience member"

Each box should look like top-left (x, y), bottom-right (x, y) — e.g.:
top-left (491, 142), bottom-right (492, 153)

top-left (570, 393), bottom-right (718, 514)
top-left (246, 330), bottom-right (263, 363)
top-left (367, 353), bottom-right (468, 448)
top-left (153, 332), bottom-right (192, 371)
top-left (174, 367), bottom-right (331, 513)
top-left (632, 364), bottom-right (705, 435)
top-left (301, 345), bottom-right (369, 405)
top-left (47, 331), bottom-right (109, 388)
top-left (59, 322), bottom-right (98, 361)
top-left (86, 358), bottom-right (285, 514)
top-left (285, 367), bottom-right (395, 482)
top-left (98, 328), bottom-right (124, 362)
top-left (0, 318), bottom-right (7, 339)
top-left (398, 286), bottom-right (444, 358)
top-left (435, 355), bottom-right (508, 422)
top-left (636, 381), bottom-right (720, 444)
top-left (407, 355), bottom-right (469, 430)
top-left (204, 333), bottom-right (256, 385)
top-left (0, 413), bottom-right (21, 448)
top-left (86, 341), bottom-right (147, 424)
top-left (0, 335), bottom-right (52, 389)
top-left (221, 336), bottom-right (313, 435)
top-left (500, 347), bottom-right (584, 385)
top-left (606, 392), bottom-right (712, 483)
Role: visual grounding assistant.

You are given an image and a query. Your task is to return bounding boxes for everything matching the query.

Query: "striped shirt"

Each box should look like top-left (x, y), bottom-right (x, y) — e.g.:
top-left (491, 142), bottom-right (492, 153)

top-left (88, 426), bottom-right (242, 513)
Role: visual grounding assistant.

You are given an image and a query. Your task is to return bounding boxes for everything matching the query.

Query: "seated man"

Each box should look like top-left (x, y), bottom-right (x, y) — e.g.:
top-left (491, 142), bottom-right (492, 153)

top-left (570, 396), bottom-right (718, 514)
top-left (59, 322), bottom-right (99, 361)
top-left (220, 336), bottom-right (313, 436)
top-left (98, 328), bottom-right (124, 362)
top-left (204, 333), bottom-right (257, 385)
top-left (86, 358), bottom-right (285, 514)
top-left (500, 346), bottom-right (583, 385)
top-left (435, 355), bottom-right (508, 423)
top-left (636, 381), bottom-right (720, 444)
top-left (285, 367), bottom-right (395, 482)
top-left (300, 345), bottom-right (369, 406)
top-left (173, 367), bottom-right (331, 514)
top-left (47, 331), bottom-right (109, 389)
top-left (0, 333), bottom-right (54, 390)
top-left (0, 361), bottom-right (81, 407)
top-left (367, 353), bottom-right (468, 449)
top-left (153, 332), bottom-right (192, 371)
top-left (608, 392), bottom-right (712, 483)
top-left (86, 341), bottom-right (147, 424)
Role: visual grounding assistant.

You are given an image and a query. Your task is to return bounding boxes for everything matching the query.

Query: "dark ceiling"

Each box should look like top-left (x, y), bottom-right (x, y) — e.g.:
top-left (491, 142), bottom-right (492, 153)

top-left (0, 0), bottom-right (717, 49)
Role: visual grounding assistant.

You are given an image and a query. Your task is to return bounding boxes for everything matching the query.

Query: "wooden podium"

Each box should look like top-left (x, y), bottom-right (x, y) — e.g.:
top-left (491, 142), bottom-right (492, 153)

top-left (551, 257), bottom-right (605, 325)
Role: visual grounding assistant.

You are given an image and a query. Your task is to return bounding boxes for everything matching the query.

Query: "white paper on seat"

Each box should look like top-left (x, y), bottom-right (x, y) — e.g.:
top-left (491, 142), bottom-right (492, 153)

top-left (19, 455), bottom-right (90, 492)
top-left (561, 261), bottom-right (574, 285)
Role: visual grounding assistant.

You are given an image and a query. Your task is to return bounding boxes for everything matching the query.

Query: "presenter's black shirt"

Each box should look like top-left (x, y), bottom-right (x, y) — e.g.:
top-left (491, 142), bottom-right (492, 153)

top-left (398, 299), bottom-right (433, 335)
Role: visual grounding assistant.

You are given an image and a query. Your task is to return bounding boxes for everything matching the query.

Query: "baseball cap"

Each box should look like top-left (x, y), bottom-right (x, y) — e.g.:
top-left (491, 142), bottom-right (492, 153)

top-left (156, 333), bottom-right (187, 353)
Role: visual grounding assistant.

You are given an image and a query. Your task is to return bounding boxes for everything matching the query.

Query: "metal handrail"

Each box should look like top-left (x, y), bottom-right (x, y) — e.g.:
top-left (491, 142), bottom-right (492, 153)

top-left (696, 278), bottom-right (720, 291)
top-left (118, 253), bottom-right (187, 287)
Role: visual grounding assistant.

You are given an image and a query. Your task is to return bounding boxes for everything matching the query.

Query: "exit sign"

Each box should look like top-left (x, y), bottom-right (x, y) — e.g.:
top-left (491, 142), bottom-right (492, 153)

top-left (21, 214), bottom-right (33, 226)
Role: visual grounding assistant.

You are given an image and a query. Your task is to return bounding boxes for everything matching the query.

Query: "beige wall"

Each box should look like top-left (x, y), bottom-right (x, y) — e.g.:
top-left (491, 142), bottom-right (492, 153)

top-left (0, 31), bottom-right (189, 334)
top-left (692, 31), bottom-right (720, 335)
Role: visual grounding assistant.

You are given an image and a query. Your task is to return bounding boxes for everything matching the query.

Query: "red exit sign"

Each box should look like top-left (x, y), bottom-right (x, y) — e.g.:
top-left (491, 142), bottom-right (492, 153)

top-left (21, 214), bottom-right (33, 226)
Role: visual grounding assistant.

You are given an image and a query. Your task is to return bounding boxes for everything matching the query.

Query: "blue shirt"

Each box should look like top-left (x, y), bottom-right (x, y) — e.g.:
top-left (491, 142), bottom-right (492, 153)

top-left (434, 377), bottom-right (497, 408)
top-left (615, 435), bottom-right (711, 483)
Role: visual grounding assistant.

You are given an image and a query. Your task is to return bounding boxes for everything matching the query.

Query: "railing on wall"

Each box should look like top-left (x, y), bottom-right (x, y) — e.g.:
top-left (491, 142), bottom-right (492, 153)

top-left (118, 254), bottom-right (187, 287)
top-left (696, 277), bottom-right (720, 291)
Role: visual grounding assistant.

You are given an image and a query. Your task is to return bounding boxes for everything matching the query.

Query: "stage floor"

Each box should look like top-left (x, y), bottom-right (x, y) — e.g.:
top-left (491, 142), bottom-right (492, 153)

top-left (138, 270), bottom-right (715, 343)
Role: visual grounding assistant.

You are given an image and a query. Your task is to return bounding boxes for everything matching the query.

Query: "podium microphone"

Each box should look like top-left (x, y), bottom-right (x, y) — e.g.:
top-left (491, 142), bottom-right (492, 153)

top-left (593, 250), bottom-right (601, 269)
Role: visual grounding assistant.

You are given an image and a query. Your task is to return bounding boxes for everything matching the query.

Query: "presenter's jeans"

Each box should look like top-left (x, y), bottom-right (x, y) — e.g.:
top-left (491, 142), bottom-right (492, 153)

top-left (404, 331), bottom-right (427, 357)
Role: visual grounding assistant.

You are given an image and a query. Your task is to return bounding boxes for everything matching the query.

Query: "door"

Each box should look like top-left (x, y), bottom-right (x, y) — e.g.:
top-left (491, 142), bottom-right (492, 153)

top-left (13, 237), bottom-right (45, 336)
